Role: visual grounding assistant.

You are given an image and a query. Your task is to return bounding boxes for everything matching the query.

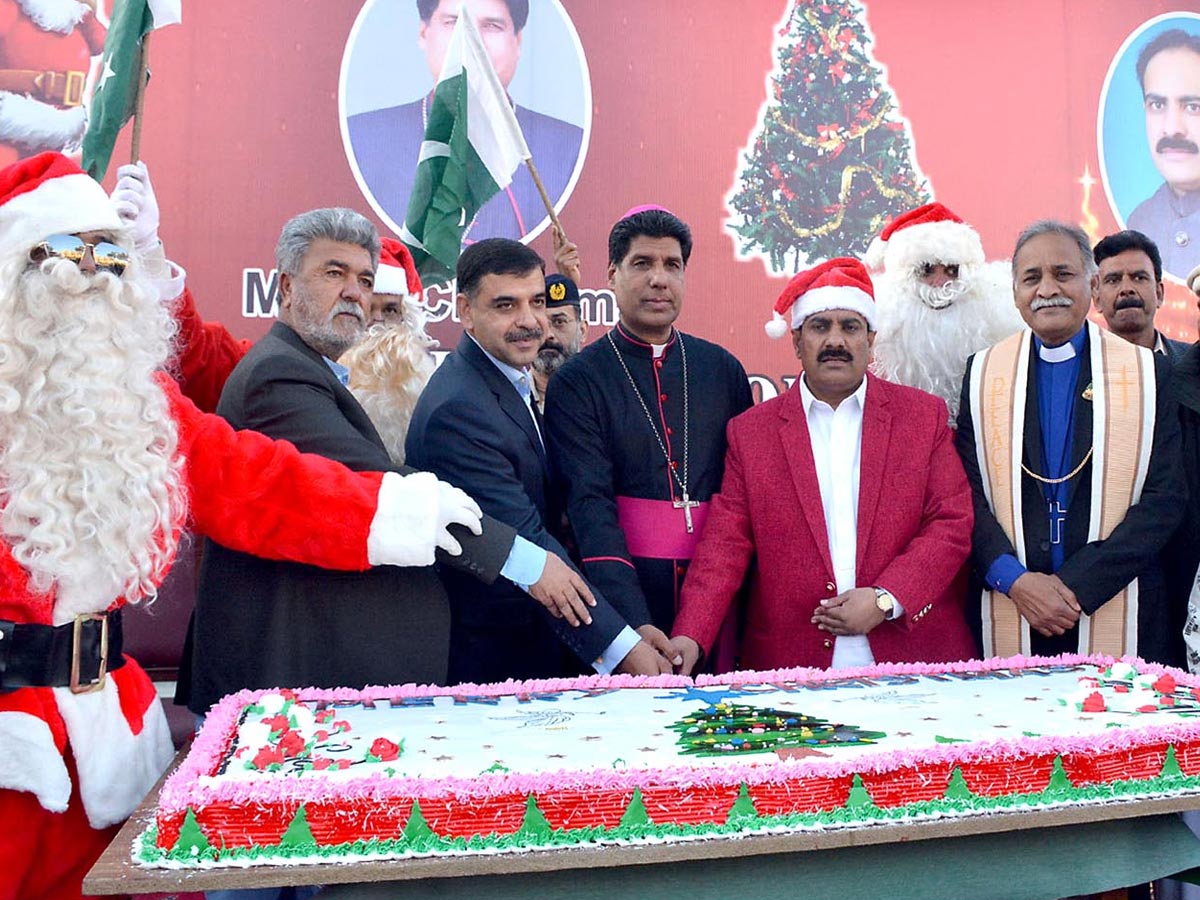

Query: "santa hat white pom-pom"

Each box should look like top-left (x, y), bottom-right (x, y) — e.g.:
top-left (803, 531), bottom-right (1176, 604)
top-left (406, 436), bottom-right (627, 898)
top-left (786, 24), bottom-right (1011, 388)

top-left (864, 235), bottom-right (886, 271)
top-left (765, 313), bottom-right (789, 339)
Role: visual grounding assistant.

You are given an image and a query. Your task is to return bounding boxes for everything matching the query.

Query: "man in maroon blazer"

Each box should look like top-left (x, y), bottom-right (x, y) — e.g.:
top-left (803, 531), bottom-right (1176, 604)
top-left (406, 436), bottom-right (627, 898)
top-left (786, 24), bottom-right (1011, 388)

top-left (671, 258), bottom-right (977, 673)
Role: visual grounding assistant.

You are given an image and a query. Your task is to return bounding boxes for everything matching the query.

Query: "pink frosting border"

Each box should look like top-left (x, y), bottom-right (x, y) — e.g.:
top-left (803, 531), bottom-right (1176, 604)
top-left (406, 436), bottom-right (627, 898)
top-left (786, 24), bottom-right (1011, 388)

top-left (160, 654), bottom-right (1200, 813)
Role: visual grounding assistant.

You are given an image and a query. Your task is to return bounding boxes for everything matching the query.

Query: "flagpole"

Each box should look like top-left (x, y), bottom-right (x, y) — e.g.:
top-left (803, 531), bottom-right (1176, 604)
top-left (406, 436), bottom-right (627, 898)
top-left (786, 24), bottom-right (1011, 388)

top-left (129, 32), bottom-right (151, 162)
top-left (523, 156), bottom-right (564, 237)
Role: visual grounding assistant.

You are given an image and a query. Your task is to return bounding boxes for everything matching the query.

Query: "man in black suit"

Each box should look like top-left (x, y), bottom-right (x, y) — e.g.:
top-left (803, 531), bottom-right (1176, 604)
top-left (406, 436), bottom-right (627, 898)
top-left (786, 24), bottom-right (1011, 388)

top-left (406, 238), bottom-right (673, 683)
top-left (955, 220), bottom-right (1185, 665)
top-left (182, 209), bottom-right (597, 716)
top-left (1093, 229), bottom-right (1190, 360)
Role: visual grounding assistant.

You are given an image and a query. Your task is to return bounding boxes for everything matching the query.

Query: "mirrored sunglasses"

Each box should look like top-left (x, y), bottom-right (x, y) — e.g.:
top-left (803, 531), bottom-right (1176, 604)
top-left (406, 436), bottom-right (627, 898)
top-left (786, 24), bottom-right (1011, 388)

top-left (29, 233), bottom-right (130, 276)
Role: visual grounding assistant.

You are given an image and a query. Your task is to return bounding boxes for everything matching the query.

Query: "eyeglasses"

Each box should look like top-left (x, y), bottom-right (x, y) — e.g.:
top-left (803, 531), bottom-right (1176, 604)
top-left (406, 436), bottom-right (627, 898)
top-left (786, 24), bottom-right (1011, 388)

top-left (29, 234), bottom-right (130, 276)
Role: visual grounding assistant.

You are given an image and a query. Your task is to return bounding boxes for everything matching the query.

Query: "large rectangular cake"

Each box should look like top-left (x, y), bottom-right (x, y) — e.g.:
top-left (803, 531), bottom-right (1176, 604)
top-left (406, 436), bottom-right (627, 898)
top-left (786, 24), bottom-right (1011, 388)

top-left (135, 655), bottom-right (1200, 868)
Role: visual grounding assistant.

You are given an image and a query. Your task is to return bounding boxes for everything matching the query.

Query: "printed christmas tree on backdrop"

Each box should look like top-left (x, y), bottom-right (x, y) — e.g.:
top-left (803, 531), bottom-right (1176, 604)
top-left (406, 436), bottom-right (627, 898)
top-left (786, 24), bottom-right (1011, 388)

top-left (728, 0), bottom-right (930, 272)
top-left (671, 700), bottom-right (885, 756)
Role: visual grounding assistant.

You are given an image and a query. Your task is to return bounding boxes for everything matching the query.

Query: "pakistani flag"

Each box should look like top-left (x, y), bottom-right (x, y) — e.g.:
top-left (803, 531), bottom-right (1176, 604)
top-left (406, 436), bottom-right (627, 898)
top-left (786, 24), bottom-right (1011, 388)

top-left (401, 7), bottom-right (531, 284)
top-left (81, 0), bottom-right (183, 181)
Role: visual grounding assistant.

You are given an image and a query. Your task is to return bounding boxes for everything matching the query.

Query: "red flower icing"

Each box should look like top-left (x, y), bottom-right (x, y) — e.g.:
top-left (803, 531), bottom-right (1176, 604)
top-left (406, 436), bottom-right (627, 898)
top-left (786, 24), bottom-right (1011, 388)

top-left (263, 714), bottom-right (290, 734)
top-left (1154, 674), bottom-right (1177, 695)
top-left (252, 746), bottom-right (285, 769)
top-left (277, 730), bottom-right (306, 757)
top-left (311, 757), bottom-right (333, 771)
top-left (1081, 692), bottom-right (1106, 713)
top-left (370, 738), bottom-right (401, 762)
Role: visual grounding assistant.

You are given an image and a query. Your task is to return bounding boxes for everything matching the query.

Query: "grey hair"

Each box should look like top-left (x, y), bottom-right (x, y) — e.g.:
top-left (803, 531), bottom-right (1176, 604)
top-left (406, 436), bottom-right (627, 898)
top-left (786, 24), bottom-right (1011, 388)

top-left (1011, 220), bottom-right (1097, 281)
top-left (275, 208), bottom-right (380, 275)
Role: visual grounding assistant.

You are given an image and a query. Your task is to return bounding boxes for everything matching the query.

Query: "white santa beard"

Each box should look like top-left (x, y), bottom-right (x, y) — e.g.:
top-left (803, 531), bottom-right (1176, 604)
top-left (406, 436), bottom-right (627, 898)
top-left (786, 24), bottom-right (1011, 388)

top-left (0, 259), bottom-right (185, 621)
top-left (872, 263), bottom-right (1023, 421)
top-left (16, 0), bottom-right (88, 34)
top-left (343, 317), bottom-right (436, 465)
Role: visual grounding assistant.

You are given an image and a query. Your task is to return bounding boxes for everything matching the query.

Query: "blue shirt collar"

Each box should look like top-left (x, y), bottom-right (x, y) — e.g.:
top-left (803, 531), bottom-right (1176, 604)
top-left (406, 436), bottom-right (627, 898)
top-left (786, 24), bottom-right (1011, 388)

top-left (324, 356), bottom-right (350, 386)
top-left (468, 334), bottom-right (533, 400)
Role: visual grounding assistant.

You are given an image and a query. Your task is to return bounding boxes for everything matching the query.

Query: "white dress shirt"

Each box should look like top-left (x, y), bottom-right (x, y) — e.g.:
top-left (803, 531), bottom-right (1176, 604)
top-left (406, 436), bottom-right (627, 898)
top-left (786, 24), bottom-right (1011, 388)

top-left (799, 375), bottom-right (875, 669)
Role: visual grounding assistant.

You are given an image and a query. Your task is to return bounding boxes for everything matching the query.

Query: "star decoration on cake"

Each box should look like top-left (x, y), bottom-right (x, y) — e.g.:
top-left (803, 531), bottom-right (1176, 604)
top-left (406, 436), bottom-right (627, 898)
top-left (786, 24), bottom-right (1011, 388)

top-left (658, 686), bottom-right (754, 704)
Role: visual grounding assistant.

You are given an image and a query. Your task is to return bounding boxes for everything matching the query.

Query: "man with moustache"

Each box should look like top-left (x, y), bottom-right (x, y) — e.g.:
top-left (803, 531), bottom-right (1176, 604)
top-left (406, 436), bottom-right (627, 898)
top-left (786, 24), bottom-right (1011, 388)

top-left (406, 238), bottom-right (665, 682)
top-left (346, 0), bottom-right (582, 241)
top-left (184, 211), bottom-right (601, 721)
top-left (0, 154), bottom-right (494, 900)
top-left (544, 207), bottom-right (753, 669)
top-left (1093, 229), bottom-right (1189, 360)
top-left (1128, 28), bottom-right (1200, 278)
top-left (670, 259), bottom-right (976, 673)
top-left (531, 272), bottom-right (587, 410)
top-left (955, 221), bottom-right (1185, 664)
top-left (867, 203), bottom-right (1022, 423)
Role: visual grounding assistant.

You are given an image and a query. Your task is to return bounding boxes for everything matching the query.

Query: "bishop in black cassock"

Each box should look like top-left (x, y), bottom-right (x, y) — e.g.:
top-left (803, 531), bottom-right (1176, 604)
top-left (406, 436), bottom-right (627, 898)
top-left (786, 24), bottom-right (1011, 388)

top-left (545, 322), bottom-right (752, 644)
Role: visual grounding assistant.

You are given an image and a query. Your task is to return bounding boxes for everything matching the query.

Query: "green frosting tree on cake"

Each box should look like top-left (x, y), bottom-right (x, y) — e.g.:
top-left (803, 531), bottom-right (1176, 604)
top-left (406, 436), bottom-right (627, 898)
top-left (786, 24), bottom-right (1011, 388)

top-left (671, 700), bottom-right (885, 756)
top-left (280, 805), bottom-right (316, 849)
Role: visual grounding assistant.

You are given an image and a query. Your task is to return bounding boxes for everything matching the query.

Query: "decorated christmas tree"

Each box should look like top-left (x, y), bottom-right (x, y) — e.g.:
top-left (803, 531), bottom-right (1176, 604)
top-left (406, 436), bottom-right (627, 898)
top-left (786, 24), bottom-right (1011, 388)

top-left (728, 0), bottom-right (930, 272)
top-left (671, 700), bottom-right (885, 756)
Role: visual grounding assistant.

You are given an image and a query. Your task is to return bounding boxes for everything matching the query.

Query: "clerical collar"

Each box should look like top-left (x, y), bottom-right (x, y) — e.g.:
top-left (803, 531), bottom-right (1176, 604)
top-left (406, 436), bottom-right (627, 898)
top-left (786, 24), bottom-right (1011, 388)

top-left (1035, 327), bottom-right (1087, 364)
top-left (614, 321), bottom-right (677, 357)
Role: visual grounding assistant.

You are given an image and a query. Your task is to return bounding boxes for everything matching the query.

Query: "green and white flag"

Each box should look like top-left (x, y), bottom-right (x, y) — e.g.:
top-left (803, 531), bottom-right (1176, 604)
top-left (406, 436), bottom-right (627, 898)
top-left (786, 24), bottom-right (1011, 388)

top-left (81, 0), bottom-right (183, 181)
top-left (401, 5), bottom-right (531, 284)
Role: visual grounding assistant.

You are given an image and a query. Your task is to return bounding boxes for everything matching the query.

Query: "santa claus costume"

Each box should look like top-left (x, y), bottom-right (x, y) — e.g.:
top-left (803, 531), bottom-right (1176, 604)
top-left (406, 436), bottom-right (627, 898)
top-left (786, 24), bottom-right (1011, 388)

top-left (341, 237), bottom-right (436, 465)
top-left (0, 0), bottom-right (106, 167)
top-left (866, 202), bottom-right (1022, 422)
top-left (0, 153), bottom-right (465, 900)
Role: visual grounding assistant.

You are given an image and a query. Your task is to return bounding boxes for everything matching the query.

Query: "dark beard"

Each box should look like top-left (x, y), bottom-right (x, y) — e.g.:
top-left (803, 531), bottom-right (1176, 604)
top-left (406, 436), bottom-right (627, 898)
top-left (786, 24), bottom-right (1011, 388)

top-left (533, 345), bottom-right (567, 376)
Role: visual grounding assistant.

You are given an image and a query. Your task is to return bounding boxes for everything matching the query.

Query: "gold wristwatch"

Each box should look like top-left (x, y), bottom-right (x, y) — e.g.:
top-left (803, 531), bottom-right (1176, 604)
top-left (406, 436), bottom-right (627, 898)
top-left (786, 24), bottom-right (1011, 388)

top-left (873, 586), bottom-right (896, 619)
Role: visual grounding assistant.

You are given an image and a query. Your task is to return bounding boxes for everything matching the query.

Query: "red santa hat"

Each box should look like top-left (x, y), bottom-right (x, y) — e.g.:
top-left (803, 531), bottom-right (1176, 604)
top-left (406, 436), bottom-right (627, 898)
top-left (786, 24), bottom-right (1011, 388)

top-left (373, 237), bottom-right (423, 297)
top-left (864, 202), bottom-right (985, 273)
top-left (0, 152), bottom-right (124, 258)
top-left (765, 257), bottom-right (875, 338)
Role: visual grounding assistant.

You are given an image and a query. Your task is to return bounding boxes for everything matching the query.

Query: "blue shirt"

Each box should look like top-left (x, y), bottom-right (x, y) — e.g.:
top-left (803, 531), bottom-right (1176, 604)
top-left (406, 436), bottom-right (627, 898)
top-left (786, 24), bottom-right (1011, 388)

top-left (985, 327), bottom-right (1087, 593)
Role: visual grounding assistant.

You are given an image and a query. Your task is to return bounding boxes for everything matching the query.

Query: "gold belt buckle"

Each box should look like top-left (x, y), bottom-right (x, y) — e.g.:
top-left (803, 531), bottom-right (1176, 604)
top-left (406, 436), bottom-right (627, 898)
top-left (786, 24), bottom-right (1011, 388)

top-left (62, 70), bottom-right (85, 107)
top-left (70, 613), bottom-right (108, 694)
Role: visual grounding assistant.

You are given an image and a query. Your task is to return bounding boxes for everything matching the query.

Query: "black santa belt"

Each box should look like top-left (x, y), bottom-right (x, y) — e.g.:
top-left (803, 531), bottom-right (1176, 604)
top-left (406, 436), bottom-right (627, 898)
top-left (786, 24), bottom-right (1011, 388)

top-left (616, 496), bottom-right (709, 559)
top-left (0, 609), bottom-right (124, 693)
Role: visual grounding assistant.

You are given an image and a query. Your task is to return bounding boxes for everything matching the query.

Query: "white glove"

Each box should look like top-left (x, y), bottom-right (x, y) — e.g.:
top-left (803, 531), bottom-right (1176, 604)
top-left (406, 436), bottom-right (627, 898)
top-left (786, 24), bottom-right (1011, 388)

top-left (110, 161), bottom-right (160, 253)
top-left (433, 481), bottom-right (483, 556)
top-left (367, 471), bottom-right (482, 567)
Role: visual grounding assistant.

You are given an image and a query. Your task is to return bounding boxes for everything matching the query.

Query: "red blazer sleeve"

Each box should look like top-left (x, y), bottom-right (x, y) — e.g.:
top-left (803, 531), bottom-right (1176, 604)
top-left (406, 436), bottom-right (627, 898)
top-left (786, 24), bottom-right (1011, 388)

top-left (170, 288), bottom-right (253, 413)
top-left (672, 418), bottom-right (757, 654)
top-left (162, 374), bottom-right (381, 571)
top-left (874, 401), bottom-right (973, 630)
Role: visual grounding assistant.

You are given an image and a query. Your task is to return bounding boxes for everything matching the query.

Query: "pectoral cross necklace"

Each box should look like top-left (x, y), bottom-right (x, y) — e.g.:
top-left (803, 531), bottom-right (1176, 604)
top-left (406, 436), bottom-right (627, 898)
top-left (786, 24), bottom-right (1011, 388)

top-left (608, 330), bottom-right (695, 532)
